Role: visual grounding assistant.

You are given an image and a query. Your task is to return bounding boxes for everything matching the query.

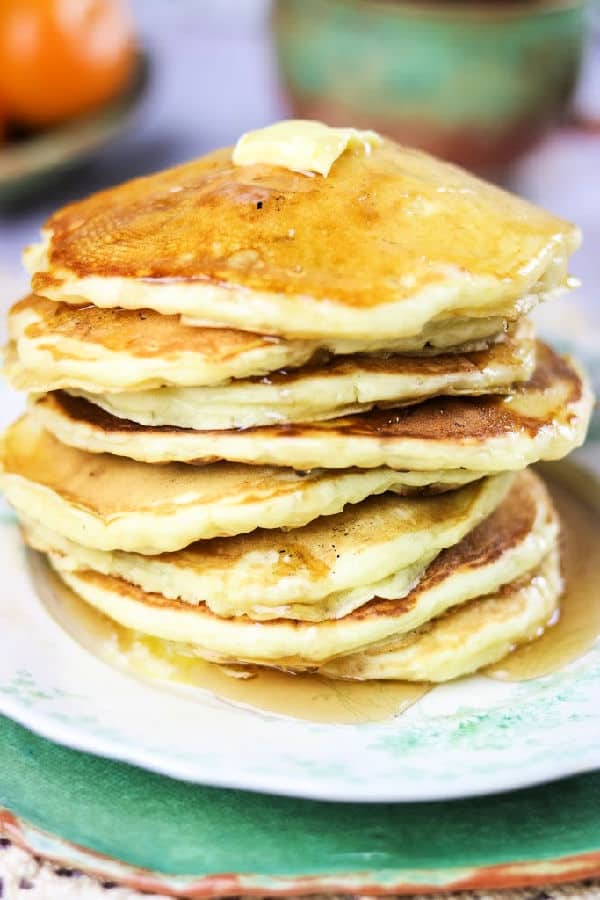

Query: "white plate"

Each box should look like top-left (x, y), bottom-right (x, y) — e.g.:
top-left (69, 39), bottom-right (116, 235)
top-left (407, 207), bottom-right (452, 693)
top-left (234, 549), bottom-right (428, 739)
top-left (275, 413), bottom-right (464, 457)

top-left (1, 469), bottom-right (600, 803)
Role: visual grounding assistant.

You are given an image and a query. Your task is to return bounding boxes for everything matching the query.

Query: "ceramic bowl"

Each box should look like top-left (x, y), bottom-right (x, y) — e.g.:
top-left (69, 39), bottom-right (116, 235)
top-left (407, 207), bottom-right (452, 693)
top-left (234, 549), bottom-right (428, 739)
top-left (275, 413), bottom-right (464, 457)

top-left (271, 0), bottom-right (587, 170)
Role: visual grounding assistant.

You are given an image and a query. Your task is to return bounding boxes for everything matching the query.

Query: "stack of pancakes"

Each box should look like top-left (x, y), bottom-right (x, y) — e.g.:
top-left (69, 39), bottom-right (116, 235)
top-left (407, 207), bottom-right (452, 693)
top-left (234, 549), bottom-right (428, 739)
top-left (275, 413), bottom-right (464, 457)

top-left (1, 126), bottom-right (593, 683)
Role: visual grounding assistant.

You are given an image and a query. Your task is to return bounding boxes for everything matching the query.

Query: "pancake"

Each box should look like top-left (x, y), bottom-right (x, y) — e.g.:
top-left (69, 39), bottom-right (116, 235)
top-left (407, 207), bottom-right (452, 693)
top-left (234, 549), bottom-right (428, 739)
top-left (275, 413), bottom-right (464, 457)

top-left (40, 471), bottom-right (559, 670)
top-left (22, 470), bottom-right (553, 624)
top-left (5, 298), bottom-right (519, 397)
top-left (48, 549), bottom-right (561, 681)
top-left (68, 320), bottom-right (535, 429)
top-left (0, 417), bottom-right (480, 555)
top-left (24, 133), bottom-right (578, 343)
top-left (5, 295), bottom-right (324, 392)
top-left (31, 343), bottom-right (592, 472)
top-left (320, 549), bottom-right (561, 682)
top-left (20, 472), bottom-right (511, 621)
top-left (26, 517), bottom-right (433, 622)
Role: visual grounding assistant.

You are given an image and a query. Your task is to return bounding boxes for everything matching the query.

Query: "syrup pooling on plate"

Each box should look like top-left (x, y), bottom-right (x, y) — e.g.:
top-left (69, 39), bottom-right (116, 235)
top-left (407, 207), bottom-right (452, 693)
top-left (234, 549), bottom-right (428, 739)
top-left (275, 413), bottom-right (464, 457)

top-left (36, 561), bottom-right (428, 725)
top-left (33, 471), bottom-right (600, 724)
top-left (486, 476), bottom-right (600, 681)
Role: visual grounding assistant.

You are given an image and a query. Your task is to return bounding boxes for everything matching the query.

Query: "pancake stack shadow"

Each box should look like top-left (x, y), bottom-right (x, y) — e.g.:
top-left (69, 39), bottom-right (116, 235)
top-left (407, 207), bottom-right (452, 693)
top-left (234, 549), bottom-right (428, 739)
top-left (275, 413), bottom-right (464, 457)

top-left (1, 125), bottom-right (594, 683)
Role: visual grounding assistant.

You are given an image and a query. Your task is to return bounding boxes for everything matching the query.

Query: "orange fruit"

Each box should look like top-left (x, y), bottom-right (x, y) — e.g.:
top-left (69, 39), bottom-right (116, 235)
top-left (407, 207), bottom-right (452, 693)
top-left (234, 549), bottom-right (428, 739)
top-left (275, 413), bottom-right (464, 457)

top-left (0, 0), bottom-right (136, 127)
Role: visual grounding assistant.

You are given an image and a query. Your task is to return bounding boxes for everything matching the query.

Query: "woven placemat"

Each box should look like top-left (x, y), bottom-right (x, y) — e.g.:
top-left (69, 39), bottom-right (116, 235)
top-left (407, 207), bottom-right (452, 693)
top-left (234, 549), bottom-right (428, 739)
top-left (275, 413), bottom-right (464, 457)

top-left (2, 833), bottom-right (600, 900)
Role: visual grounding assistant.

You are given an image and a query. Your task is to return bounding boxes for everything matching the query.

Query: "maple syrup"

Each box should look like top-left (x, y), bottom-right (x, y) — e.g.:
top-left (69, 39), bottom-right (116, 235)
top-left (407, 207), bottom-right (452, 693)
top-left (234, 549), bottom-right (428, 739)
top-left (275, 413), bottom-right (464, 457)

top-left (487, 471), bottom-right (600, 680)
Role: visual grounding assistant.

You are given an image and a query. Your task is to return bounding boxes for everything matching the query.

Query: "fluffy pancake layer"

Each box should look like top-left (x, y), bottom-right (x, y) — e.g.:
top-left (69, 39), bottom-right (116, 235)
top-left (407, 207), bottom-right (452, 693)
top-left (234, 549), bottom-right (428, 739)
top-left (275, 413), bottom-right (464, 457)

top-left (24, 475), bottom-right (557, 622)
top-left (66, 321), bottom-right (535, 429)
top-left (25, 140), bottom-right (578, 342)
top-left (16, 475), bottom-right (511, 616)
top-left (5, 297), bottom-right (519, 397)
top-left (36, 471), bottom-right (559, 674)
top-left (0, 417), bottom-right (481, 555)
top-left (21, 472), bottom-right (511, 621)
top-left (5, 295), bottom-right (324, 392)
top-left (26, 517), bottom-right (432, 622)
top-left (30, 343), bottom-right (592, 472)
top-left (320, 549), bottom-right (561, 682)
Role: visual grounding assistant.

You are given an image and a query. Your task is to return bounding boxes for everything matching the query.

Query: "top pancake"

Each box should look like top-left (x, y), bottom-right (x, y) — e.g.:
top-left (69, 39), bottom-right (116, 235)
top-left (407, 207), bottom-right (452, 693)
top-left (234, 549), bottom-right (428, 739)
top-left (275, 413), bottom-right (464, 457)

top-left (24, 135), bottom-right (579, 341)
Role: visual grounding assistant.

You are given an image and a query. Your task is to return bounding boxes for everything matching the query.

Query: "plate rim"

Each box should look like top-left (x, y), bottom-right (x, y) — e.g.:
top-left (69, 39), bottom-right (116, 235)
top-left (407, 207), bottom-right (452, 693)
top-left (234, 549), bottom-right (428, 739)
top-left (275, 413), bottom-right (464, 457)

top-left (2, 672), bottom-right (600, 804)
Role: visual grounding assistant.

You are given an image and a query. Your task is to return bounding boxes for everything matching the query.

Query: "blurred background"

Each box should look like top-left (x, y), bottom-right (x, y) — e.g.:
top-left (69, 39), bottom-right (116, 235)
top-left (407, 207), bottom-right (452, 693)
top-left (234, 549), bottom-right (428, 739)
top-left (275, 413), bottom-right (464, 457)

top-left (0, 0), bottom-right (598, 357)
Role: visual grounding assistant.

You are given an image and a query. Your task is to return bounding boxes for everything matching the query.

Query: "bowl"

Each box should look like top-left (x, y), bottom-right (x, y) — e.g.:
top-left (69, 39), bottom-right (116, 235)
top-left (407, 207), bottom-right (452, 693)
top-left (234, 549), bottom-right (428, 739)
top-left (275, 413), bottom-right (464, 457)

top-left (0, 53), bottom-right (149, 205)
top-left (271, 0), bottom-right (587, 171)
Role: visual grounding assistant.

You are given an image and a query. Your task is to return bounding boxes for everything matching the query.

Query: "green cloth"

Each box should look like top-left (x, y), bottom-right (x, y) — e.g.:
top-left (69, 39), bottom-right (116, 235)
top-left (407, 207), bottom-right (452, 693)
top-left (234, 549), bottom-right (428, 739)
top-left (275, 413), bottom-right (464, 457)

top-left (0, 715), bottom-right (599, 877)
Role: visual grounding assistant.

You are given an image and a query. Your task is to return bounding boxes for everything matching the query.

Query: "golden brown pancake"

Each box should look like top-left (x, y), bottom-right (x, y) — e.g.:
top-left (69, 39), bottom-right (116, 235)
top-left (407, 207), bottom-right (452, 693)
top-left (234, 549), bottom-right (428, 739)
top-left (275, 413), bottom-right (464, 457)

top-left (22, 469), bottom-right (554, 625)
top-left (5, 293), bottom-right (535, 404)
top-left (39, 471), bottom-right (560, 673)
top-left (20, 472), bottom-right (511, 622)
top-left (320, 550), bottom-right (561, 682)
top-left (67, 320), bottom-right (535, 429)
top-left (6, 297), bottom-right (523, 399)
top-left (30, 342), bottom-right (593, 472)
top-left (1, 416), bottom-right (481, 554)
top-left (25, 137), bottom-right (578, 342)
top-left (51, 549), bottom-right (561, 681)
top-left (5, 294), bottom-right (325, 391)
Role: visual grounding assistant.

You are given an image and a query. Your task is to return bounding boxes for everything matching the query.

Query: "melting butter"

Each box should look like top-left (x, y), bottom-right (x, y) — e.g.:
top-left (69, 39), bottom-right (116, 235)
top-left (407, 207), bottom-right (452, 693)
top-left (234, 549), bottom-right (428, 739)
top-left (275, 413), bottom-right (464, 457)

top-left (232, 119), bottom-right (381, 176)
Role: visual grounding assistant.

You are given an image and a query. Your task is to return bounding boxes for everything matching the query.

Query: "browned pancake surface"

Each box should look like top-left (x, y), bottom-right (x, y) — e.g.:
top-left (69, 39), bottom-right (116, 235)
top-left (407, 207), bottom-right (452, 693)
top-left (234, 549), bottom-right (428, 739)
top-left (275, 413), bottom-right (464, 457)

top-left (0, 419), bottom-right (337, 518)
top-left (33, 141), bottom-right (573, 309)
top-left (66, 471), bottom-right (551, 630)
top-left (11, 294), bottom-right (289, 362)
top-left (44, 342), bottom-right (581, 446)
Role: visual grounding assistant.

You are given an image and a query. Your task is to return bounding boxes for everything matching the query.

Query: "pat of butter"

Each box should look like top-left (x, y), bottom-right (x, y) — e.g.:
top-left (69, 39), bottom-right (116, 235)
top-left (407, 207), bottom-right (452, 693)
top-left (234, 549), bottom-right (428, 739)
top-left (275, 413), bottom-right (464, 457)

top-left (232, 120), bottom-right (382, 176)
